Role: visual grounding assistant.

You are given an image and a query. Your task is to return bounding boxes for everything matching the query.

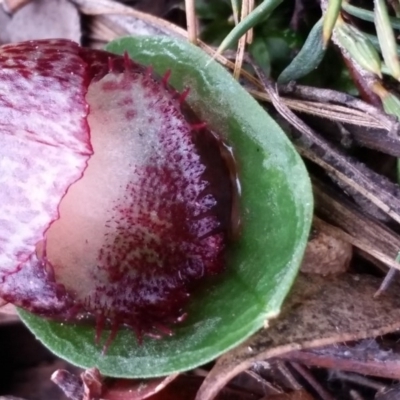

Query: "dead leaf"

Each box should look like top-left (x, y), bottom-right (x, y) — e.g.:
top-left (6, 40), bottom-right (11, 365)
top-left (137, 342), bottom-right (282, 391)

top-left (301, 222), bottom-right (352, 275)
top-left (195, 273), bottom-right (400, 400)
top-left (313, 178), bottom-right (400, 273)
top-left (5, 0), bottom-right (80, 43)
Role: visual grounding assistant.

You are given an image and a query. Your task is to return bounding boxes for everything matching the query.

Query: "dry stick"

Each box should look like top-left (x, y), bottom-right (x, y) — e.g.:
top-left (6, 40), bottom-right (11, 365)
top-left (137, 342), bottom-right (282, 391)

top-left (89, 17), bottom-right (124, 42)
top-left (312, 177), bottom-right (400, 264)
top-left (313, 179), bottom-right (400, 260)
top-left (275, 361), bottom-right (303, 391)
top-left (300, 144), bottom-right (400, 223)
top-left (245, 370), bottom-right (282, 396)
top-left (233, 0), bottom-right (250, 79)
top-left (375, 266), bottom-right (398, 297)
top-left (249, 78), bottom-right (386, 130)
top-left (279, 343), bottom-right (400, 380)
top-left (249, 89), bottom-right (385, 129)
top-left (314, 178), bottom-right (400, 293)
top-left (290, 362), bottom-right (335, 400)
top-left (278, 84), bottom-right (399, 133)
top-left (184, 0), bottom-right (197, 44)
top-left (313, 217), bottom-right (400, 272)
top-left (331, 371), bottom-right (385, 392)
top-left (251, 63), bottom-right (400, 225)
top-left (234, 56), bottom-right (395, 131)
top-left (246, 0), bottom-right (255, 44)
top-left (251, 89), bottom-right (400, 157)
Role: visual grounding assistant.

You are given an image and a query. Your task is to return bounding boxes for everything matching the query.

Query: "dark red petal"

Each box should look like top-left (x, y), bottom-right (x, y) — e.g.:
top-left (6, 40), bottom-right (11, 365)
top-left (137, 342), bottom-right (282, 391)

top-left (0, 39), bottom-right (92, 308)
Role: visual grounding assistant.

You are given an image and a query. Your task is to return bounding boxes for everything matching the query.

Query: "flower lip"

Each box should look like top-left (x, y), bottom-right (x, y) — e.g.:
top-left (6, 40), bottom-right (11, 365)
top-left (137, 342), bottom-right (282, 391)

top-left (0, 39), bottom-right (239, 350)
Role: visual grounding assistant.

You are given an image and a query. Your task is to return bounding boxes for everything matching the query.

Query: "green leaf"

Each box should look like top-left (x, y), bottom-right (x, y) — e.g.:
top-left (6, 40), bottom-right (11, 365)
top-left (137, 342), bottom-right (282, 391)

top-left (342, 2), bottom-right (400, 30)
top-left (214, 0), bottom-right (284, 57)
top-left (323, 0), bottom-right (342, 46)
top-left (380, 90), bottom-right (400, 118)
top-left (374, 0), bottom-right (400, 80)
top-left (250, 38), bottom-right (271, 76)
top-left (334, 21), bottom-right (382, 77)
top-left (278, 18), bottom-right (325, 84)
top-left (19, 36), bottom-right (313, 378)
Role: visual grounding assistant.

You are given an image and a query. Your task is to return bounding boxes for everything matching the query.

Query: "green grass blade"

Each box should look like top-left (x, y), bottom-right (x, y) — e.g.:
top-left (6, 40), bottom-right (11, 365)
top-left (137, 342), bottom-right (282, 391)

top-left (342, 2), bottom-right (400, 29)
top-left (335, 21), bottom-right (382, 77)
top-left (214, 0), bottom-right (283, 57)
top-left (278, 18), bottom-right (325, 83)
top-left (231, 0), bottom-right (240, 24)
top-left (323, 0), bottom-right (343, 46)
top-left (374, 0), bottom-right (400, 80)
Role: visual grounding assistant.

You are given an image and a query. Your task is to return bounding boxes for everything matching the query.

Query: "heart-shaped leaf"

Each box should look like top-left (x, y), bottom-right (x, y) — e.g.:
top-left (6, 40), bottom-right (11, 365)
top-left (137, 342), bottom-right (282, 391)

top-left (19, 36), bottom-right (313, 378)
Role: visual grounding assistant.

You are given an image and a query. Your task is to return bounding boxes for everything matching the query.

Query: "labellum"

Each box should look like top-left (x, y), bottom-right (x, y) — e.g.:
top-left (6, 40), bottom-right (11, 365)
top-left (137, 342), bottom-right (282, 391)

top-left (0, 39), bottom-right (235, 351)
